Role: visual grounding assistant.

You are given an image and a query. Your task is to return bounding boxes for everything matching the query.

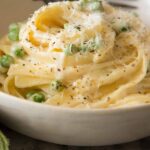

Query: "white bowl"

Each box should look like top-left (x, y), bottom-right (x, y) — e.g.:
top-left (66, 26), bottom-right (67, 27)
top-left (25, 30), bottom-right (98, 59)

top-left (0, 92), bottom-right (150, 146)
top-left (0, 0), bottom-right (150, 146)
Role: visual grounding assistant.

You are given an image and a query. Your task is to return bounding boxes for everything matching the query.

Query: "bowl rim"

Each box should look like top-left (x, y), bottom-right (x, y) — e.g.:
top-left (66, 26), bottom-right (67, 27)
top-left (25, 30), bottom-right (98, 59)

top-left (0, 91), bottom-right (150, 114)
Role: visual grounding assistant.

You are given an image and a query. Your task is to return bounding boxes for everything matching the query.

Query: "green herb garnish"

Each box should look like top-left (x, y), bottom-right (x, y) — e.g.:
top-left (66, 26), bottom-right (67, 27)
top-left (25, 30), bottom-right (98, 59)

top-left (50, 80), bottom-right (65, 92)
top-left (81, 36), bottom-right (101, 52)
top-left (112, 19), bottom-right (130, 34)
top-left (64, 44), bottom-right (80, 55)
top-left (120, 26), bottom-right (129, 32)
top-left (80, 0), bottom-right (104, 12)
top-left (64, 36), bottom-right (101, 55)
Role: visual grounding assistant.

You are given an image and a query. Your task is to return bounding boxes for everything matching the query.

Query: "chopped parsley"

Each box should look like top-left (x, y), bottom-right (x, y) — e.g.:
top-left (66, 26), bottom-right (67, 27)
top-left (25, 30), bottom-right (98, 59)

top-left (111, 19), bottom-right (130, 34)
top-left (64, 36), bottom-right (102, 55)
top-left (64, 44), bottom-right (80, 55)
top-left (83, 36), bottom-right (101, 52)
top-left (50, 80), bottom-right (65, 92)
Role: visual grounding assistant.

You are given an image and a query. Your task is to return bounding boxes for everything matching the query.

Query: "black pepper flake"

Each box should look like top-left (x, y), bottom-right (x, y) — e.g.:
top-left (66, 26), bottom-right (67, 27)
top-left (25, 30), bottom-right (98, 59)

top-left (90, 50), bottom-right (95, 53)
top-left (72, 87), bottom-right (75, 90)
top-left (79, 52), bottom-right (82, 56)
top-left (73, 66), bottom-right (77, 69)
top-left (50, 68), bottom-right (53, 72)
top-left (22, 64), bottom-right (25, 66)
top-left (53, 57), bottom-right (56, 60)
top-left (75, 25), bottom-right (81, 31)
top-left (57, 102), bottom-right (60, 105)
top-left (107, 97), bottom-right (111, 101)
top-left (84, 97), bottom-right (87, 100)
top-left (138, 91), bottom-right (142, 94)
top-left (57, 68), bottom-right (61, 72)
top-left (129, 44), bottom-right (133, 48)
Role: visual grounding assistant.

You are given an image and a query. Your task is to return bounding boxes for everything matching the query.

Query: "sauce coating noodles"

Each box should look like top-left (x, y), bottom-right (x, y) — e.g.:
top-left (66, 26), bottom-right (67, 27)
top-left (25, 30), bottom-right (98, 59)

top-left (0, 0), bottom-right (150, 108)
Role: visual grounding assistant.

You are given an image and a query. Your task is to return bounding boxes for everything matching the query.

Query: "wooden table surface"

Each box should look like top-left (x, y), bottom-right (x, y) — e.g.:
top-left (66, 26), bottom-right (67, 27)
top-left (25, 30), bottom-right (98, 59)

top-left (0, 124), bottom-right (150, 150)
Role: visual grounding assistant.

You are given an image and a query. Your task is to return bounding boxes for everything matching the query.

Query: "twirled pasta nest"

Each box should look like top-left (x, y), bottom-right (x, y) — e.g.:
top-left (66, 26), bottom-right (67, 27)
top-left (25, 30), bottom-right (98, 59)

top-left (0, 0), bottom-right (150, 109)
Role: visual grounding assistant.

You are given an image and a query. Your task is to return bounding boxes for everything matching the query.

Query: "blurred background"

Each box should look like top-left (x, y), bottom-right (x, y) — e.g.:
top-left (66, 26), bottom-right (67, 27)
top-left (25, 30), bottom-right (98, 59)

top-left (0, 0), bottom-right (43, 37)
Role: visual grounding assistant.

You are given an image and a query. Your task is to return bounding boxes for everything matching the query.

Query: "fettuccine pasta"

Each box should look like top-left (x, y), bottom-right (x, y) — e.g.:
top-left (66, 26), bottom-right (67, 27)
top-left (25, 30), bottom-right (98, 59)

top-left (0, 0), bottom-right (150, 109)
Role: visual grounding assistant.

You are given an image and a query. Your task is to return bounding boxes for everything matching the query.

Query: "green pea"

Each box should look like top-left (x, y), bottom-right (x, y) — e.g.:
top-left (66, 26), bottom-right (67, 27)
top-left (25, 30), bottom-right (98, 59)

top-left (8, 23), bottom-right (20, 41)
top-left (9, 23), bottom-right (19, 32)
top-left (0, 55), bottom-right (14, 68)
top-left (14, 48), bottom-right (25, 58)
top-left (50, 80), bottom-right (65, 92)
top-left (8, 31), bottom-right (19, 41)
top-left (26, 91), bottom-right (45, 103)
